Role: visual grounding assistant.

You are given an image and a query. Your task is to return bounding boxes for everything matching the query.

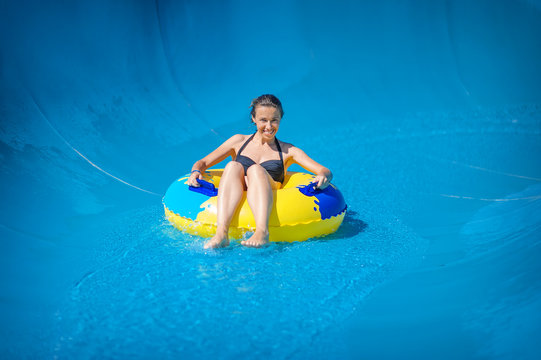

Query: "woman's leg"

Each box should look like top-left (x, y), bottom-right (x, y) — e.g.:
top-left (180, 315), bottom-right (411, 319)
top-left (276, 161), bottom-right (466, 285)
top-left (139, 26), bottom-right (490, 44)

top-left (242, 164), bottom-right (274, 247)
top-left (204, 161), bottom-right (245, 249)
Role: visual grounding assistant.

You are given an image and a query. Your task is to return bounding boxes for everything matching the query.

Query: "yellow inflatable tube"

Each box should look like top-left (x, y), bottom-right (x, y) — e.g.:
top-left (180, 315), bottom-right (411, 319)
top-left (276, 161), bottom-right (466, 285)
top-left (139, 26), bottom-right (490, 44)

top-left (163, 169), bottom-right (347, 242)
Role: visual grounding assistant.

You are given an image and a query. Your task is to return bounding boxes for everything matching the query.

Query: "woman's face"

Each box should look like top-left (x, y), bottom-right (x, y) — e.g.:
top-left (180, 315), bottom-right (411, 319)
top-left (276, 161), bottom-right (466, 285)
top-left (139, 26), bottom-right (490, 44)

top-left (252, 105), bottom-right (281, 140)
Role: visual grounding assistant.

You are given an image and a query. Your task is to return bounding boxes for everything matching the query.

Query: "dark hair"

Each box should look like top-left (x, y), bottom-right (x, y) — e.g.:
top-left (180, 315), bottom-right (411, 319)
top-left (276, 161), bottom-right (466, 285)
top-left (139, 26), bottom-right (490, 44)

top-left (249, 94), bottom-right (284, 119)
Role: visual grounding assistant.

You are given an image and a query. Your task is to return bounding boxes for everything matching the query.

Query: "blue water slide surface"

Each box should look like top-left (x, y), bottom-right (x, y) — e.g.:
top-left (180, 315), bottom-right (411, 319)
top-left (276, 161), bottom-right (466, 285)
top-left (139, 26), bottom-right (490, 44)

top-left (1, 0), bottom-right (540, 359)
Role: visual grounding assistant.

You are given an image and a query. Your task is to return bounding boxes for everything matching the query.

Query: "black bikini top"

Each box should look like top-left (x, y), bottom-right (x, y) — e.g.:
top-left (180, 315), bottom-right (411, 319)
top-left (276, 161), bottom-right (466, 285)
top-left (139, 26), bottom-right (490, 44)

top-left (235, 133), bottom-right (285, 183)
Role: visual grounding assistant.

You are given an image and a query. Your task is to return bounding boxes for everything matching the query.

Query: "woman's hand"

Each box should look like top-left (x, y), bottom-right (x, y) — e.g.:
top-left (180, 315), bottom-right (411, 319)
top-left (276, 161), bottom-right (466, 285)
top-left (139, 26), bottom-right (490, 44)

top-left (314, 173), bottom-right (331, 189)
top-left (187, 170), bottom-right (203, 187)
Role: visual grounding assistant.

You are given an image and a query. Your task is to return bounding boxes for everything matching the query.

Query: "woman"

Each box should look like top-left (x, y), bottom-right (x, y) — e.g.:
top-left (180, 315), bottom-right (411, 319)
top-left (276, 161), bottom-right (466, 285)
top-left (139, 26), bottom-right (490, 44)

top-left (187, 94), bottom-right (332, 249)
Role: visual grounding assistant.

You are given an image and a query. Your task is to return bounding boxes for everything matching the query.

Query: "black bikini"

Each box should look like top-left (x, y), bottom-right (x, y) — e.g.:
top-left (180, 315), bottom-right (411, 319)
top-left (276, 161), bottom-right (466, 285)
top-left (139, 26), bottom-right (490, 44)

top-left (235, 133), bottom-right (285, 183)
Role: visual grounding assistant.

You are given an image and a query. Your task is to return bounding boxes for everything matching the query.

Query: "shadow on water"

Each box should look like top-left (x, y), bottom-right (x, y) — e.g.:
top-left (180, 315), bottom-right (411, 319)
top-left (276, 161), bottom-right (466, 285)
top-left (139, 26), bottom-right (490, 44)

top-left (270, 210), bottom-right (368, 249)
top-left (317, 210), bottom-right (368, 241)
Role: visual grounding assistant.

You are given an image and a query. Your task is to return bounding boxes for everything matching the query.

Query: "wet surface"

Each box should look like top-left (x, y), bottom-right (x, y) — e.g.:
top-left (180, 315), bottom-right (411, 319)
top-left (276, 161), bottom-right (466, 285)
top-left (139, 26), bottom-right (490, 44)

top-left (1, 1), bottom-right (540, 358)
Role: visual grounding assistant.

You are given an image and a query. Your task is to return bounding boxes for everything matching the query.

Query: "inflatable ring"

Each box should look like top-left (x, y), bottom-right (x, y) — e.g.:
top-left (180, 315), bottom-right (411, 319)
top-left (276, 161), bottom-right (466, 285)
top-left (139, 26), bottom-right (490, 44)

top-left (163, 169), bottom-right (347, 242)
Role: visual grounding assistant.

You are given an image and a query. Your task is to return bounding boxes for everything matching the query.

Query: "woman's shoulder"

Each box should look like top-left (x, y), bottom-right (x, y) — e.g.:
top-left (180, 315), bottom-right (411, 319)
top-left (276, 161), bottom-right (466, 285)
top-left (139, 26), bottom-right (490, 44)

top-left (224, 134), bottom-right (253, 152)
top-left (277, 139), bottom-right (297, 153)
top-left (226, 133), bottom-right (249, 144)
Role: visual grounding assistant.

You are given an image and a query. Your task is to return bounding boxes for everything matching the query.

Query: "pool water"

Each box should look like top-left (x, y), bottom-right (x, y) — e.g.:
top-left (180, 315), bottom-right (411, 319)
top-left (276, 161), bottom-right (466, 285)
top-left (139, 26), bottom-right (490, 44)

top-left (1, 1), bottom-right (540, 359)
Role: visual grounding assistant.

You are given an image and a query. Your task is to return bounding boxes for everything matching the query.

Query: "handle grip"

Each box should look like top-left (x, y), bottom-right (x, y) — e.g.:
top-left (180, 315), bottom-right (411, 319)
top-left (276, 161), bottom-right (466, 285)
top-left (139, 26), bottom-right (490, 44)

top-left (298, 182), bottom-right (323, 196)
top-left (189, 178), bottom-right (218, 197)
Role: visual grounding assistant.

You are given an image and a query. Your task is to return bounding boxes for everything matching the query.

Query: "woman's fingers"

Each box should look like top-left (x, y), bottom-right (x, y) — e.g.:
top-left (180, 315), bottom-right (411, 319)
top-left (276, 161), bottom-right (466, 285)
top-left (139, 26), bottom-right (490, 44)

top-left (314, 176), bottom-right (321, 188)
top-left (314, 175), bottom-right (330, 189)
top-left (187, 172), bottom-right (205, 187)
top-left (314, 176), bottom-right (326, 189)
top-left (188, 174), bottom-right (200, 187)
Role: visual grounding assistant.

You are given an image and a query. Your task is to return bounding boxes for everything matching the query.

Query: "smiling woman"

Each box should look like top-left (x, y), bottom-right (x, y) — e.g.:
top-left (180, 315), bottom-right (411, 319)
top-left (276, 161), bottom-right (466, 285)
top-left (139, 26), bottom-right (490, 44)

top-left (235, 98), bottom-right (285, 185)
top-left (184, 94), bottom-right (336, 249)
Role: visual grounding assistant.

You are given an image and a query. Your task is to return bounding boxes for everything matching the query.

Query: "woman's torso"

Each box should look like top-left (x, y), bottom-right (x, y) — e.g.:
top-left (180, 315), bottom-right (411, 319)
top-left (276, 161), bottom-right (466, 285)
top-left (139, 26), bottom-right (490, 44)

top-left (233, 134), bottom-right (291, 187)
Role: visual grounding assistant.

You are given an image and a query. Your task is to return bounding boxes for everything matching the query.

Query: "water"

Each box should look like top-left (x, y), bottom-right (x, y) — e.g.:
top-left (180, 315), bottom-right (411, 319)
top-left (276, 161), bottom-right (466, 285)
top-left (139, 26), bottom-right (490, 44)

top-left (1, 1), bottom-right (540, 359)
top-left (46, 205), bottom-right (422, 359)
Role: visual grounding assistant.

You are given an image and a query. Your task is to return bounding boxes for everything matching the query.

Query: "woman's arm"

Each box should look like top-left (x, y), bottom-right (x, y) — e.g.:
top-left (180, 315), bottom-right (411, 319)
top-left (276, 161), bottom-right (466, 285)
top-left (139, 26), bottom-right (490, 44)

top-left (187, 134), bottom-right (244, 187)
top-left (289, 146), bottom-right (333, 189)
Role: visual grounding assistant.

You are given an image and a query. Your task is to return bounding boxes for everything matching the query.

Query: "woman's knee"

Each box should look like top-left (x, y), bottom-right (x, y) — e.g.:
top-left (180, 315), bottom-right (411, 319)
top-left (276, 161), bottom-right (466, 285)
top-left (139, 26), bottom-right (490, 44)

top-left (224, 161), bottom-right (244, 175)
top-left (246, 164), bottom-right (269, 181)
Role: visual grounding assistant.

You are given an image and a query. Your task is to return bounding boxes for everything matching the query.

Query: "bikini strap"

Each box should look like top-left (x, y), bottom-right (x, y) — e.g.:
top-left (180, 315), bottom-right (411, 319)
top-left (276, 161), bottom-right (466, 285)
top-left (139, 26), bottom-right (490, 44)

top-left (275, 137), bottom-right (285, 182)
top-left (237, 133), bottom-right (256, 156)
top-left (275, 137), bottom-right (284, 164)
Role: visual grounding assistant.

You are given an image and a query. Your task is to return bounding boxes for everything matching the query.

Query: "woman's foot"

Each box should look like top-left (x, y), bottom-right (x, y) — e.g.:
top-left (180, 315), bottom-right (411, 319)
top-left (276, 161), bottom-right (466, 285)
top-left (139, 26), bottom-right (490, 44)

top-left (241, 230), bottom-right (270, 248)
top-left (204, 228), bottom-right (230, 249)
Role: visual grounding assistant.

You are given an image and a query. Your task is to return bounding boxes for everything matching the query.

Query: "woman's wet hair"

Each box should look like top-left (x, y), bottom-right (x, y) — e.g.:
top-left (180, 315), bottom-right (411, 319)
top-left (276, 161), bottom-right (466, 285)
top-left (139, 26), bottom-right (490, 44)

top-left (249, 94), bottom-right (284, 119)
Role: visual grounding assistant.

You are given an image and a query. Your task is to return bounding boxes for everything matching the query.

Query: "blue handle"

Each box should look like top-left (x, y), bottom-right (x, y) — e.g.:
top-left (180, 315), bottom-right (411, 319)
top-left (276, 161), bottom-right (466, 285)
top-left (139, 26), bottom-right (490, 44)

top-left (189, 179), bottom-right (218, 197)
top-left (298, 182), bottom-right (323, 196)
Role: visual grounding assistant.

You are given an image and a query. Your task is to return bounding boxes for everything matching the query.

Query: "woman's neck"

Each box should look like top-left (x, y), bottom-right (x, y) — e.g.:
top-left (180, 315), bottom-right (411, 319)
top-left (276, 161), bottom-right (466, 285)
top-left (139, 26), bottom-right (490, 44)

top-left (252, 131), bottom-right (275, 146)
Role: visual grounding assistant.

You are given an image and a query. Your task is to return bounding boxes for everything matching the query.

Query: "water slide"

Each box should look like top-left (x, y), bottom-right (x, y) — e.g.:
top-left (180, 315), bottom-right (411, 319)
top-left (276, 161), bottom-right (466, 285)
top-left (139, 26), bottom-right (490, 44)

top-left (1, 0), bottom-right (540, 358)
